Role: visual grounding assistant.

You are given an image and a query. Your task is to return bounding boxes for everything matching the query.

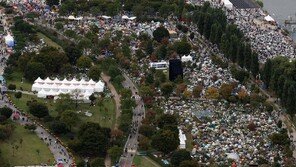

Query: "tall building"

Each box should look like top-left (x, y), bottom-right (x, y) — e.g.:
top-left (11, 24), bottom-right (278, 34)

top-left (169, 59), bottom-right (183, 81)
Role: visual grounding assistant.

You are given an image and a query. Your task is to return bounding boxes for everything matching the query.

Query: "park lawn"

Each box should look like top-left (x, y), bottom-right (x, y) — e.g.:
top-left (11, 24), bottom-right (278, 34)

top-left (37, 32), bottom-right (63, 51)
top-left (8, 92), bottom-right (117, 129)
top-left (8, 92), bottom-right (57, 117)
top-left (6, 71), bottom-right (32, 92)
top-left (133, 155), bottom-right (161, 167)
top-left (78, 98), bottom-right (116, 128)
top-left (0, 123), bottom-right (54, 166)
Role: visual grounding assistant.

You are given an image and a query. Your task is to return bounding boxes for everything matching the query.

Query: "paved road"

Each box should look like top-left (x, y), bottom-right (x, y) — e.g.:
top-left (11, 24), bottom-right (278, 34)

top-left (0, 93), bottom-right (74, 166)
top-left (119, 72), bottom-right (145, 167)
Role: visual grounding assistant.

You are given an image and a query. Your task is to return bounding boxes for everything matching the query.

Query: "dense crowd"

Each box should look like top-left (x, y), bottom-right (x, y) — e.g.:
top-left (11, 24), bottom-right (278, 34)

top-left (161, 99), bottom-right (285, 166)
top-left (228, 8), bottom-right (295, 62)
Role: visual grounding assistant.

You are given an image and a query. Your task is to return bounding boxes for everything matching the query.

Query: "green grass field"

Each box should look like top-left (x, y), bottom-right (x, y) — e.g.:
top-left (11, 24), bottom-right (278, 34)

top-left (8, 92), bottom-right (57, 116)
top-left (8, 92), bottom-right (116, 129)
top-left (37, 32), bottom-right (64, 51)
top-left (0, 124), bottom-right (54, 166)
top-left (6, 71), bottom-right (32, 92)
top-left (79, 98), bottom-right (116, 128)
top-left (133, 156), bottom-right (161, 167)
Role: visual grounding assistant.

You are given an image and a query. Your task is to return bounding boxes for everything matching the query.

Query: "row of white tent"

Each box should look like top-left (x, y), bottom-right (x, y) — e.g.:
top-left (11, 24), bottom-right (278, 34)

top-left (32, 77), bottom-right (105, 100)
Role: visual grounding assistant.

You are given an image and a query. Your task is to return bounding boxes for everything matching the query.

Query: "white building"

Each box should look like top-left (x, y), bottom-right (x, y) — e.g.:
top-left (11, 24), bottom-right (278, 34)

top-left (32, 77), bottom-right (105, 100)
top-left (181, 55), bottom-right (193, 62)
top-left (149, 61), bottom-right (169, 70)
top-left (222, 0), bottom-right (233, 10)
top-left (179, 129), bottom-right (187, 149)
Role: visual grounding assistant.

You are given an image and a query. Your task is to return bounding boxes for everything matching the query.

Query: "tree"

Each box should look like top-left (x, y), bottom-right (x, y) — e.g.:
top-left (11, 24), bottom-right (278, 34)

top-left (89, 93), bottom-right (96, 105)
top-left (60, 110), bottom-right (79, 131)
top-left (29, 102), bottom-right (49, 119)
top-left (157, 114), bottom-right (178, 129)
top-left (108, 65), bottom-right (120, 79)
top-left (24, 124), bottom-right (37, 132)
top-left (251, 53), bottom-right (259, 76)
top-left (286, 84), bottom-right (296, 115)
top-left (71, 122), bottom-right (110, 157)
top-left (174, 40), bottom-right (192, 55)
top-left (192, 85), bottom-right (203, 98)
top-left (179, 160), bottom-right (200, 167)
top-left (65, 43), bottom-right (82, 65)
top-left (151, 129), bottom-right (179, 154)
top-left (138, 136), bottom-right (150, 151)
top-left (262, 59), bottom-right (272, 88)
top-left (55, 94), bottom-right (75, 112)
top-left (139, 85), bottom-right (154, 98)
top-left (25, 62), bottom-right (46, 82)
top-left (76, 56), bottom-right (92, 70)
top-left (153, 26), bottom-right (170, 43)
top-left (145, 40), bottom-right (154, 55)
top-left (219, 83), bottom-right (234, 100)
top-left (55, 22), bottom-right (63, 30)
top-left (171, 149), bottom-right (192, 167)
top-left (46, 0), bottom-right (59, 6)
top-left (7, 84), bottom-right (16, 91)
top-left (88, 65), bottom-right (101, 81)
top-left (50, 121), bottom-right (69, 134)
top-left (161, 82), bottom-right (174, 97)
top-left (139, 124), bottom-right (155, 137)
top-left (14, 92), bottom-right (22, 100)
top-left (90, 157), bottom-right (105, 167)
top-left (107, 145), bottom-right (123, 163)
top-left (0, 107), bottom-right (13, 120)
top-left (205, 87), bottom-right (219, 99)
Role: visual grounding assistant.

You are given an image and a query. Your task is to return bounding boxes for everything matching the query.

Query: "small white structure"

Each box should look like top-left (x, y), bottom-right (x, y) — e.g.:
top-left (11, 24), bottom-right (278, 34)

top-left (149, 61), bottom-right (169, 70)
top-left (264, 15), bottom-right (275, 22)
top-left (4, 34), bottom-right (14, 47)
top-left (181, 55), bottom-right (193, 62)
top-left (222, 0), bottom-right (233, 10)
top-left (32, 77), bottom-right (105, 100)
top-left (179, 129), bottom-right (187, 149)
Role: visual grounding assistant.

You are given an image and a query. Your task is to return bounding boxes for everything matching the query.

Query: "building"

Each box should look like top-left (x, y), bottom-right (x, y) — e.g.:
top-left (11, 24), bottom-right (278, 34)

top-left (169, 59), bottom-right (183, 81)
top-left (149, 61), bottom-right (169, 70)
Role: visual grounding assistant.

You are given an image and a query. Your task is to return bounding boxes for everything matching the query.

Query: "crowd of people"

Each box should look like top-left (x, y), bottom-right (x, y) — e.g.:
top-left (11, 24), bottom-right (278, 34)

top-left (160, 99), bottom-right (285, 166)
top-left (228, 8), bottom-right (295, 62)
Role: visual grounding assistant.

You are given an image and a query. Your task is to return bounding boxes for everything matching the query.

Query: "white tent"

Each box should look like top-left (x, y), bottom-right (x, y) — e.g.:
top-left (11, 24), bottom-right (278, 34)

top-left (68, 15), bottom-right (75, 20)
top-left (32, 83), bottom-right (42, 92)
top-left (264, 15), bottom-right (275, 22)
top-left (181, 55), bottom-right (193, 62)
top-left (32, 77), bottom-right (105, 100)
top-left (101, 15), bottom-right (111, 19)
top-left (128, 16), bottom-right (137, 20)
top-left (4, 34), bottom-right (14, 47)
top-left (34, 77), bottom-right (44, 84)
top-left (37, 89), bottom-right (47, 98)
top-left (122, 15), bottom-right (129, 20)
top-left (226, 153), bottom-right (239, 161)
top-left (223, 0), bottom-right (233, 10)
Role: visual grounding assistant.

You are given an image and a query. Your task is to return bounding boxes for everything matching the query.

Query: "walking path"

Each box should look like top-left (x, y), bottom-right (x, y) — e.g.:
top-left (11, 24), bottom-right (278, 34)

top-left (119, 72), bottom-right (145, 167)
top-left (100, 72), bottom-right (121, 129)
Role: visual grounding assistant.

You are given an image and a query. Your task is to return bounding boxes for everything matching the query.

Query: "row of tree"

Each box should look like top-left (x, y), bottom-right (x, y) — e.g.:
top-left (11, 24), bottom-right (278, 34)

top-left (191, 2), bottom-right (259, 76)
top-left (262, 57), bottom-right (296, 115)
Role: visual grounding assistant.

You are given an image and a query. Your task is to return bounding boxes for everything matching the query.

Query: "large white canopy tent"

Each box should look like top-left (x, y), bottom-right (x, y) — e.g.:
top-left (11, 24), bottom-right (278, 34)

top-left (32, 77), bottom-right (105, 100)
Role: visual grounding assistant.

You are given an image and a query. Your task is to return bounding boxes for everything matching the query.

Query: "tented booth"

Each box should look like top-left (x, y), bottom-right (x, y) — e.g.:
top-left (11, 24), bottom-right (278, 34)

top-left (181, 55), bottom-right (193, 62)
top-left (4, 34), bottom-right (15, 47)
top-left (32, 77), bottom-right (105, 100)
top-left (222, 0), bottom-right (233, 10)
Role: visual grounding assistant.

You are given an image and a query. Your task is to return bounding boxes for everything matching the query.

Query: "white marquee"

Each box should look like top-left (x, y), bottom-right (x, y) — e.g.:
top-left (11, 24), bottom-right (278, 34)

top-left (32, 77), bottom-right (105, 100)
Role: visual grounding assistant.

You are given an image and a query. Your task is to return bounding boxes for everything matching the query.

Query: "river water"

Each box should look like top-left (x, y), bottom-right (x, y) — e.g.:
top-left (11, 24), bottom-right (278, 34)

top-left (263, 0), bottom-right (296, 41)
